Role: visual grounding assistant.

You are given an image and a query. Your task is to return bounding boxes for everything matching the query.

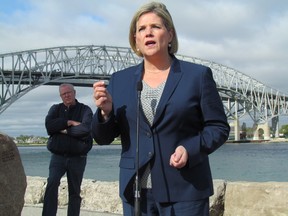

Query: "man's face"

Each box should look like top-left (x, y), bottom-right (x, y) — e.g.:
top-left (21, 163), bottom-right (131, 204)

top-left (59, 86), bottom-right (76, 106)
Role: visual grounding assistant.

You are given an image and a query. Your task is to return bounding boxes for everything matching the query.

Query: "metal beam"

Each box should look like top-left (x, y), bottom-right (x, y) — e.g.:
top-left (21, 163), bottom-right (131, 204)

top-left (1, 45), bottom-right (288, 128)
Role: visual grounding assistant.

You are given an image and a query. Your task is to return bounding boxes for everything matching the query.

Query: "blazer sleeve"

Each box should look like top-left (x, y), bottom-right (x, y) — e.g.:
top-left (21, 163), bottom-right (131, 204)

top-left (182, 67), bottom-right (230, 167)
top-left (91, 108), bottom-right (120, 145)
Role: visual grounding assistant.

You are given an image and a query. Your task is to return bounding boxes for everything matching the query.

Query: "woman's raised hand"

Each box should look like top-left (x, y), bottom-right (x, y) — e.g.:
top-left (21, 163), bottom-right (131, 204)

top-left (93, 81), bottom-right (113, 120)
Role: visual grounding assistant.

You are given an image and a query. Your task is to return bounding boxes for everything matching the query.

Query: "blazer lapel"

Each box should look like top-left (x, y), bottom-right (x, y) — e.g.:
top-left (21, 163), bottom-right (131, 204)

top-left (133, 61), bottom-right (144, 92)
top-left (152, 58), bottom-right (182, 126)
top-left (132, 62), bottom-right (146, 123)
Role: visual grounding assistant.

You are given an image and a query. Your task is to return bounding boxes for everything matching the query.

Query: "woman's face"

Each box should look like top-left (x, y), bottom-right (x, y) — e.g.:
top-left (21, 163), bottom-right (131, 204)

top-left (135, 12), bottom-right (172, 58)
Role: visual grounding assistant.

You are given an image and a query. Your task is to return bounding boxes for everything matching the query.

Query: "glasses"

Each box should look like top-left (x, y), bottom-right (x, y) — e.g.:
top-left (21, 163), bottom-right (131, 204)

top-left (60, 91), bottom-right (73, 97)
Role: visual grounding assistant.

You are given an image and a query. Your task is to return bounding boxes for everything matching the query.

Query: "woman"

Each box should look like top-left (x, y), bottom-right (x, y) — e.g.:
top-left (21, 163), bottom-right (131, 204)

top-left (92, 2), bottom-right (230, 216)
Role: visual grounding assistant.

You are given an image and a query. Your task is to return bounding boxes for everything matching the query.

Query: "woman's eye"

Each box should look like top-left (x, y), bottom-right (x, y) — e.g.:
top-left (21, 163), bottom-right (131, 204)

top-left (152, 25), bottom-right (162, 30)
top-left (138, 27), bottom-right (144, 32)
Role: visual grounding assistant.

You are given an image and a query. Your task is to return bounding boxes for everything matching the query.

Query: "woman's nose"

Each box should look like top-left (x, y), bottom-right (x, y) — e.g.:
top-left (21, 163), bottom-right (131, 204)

top-left (145, 27), bottom-right (153, 36)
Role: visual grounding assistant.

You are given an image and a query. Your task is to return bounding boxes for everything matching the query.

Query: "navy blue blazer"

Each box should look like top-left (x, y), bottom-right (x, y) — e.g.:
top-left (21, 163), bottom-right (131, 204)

top-left (91, 56), bottom-right (230, 203)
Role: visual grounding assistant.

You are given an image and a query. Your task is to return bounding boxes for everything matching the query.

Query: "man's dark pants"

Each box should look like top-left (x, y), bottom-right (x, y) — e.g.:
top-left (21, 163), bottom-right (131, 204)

top-left (42, 154), bottom-right (87, 216)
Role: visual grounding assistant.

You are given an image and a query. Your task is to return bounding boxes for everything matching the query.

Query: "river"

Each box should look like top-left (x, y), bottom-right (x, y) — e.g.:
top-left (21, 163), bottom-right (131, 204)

top-left (19, 142), bottom-right (288, 182)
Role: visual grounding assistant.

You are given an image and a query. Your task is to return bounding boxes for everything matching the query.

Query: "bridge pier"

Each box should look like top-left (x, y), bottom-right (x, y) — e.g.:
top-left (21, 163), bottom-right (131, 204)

top-left (229, 119), bottom-right (240, 141)
top-left (271, 116), bottom-right (279, 138)
top-left (234, 119), bottom-right (240, 141)
top-left (253, 122), bottom-right (270, 140)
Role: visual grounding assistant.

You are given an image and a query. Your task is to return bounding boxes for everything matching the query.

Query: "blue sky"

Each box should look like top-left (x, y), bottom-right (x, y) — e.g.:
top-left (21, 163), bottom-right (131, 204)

top-left (1, 0), bottom-right (30, 13)
top-left (0, 0), bottom-right (288, 137)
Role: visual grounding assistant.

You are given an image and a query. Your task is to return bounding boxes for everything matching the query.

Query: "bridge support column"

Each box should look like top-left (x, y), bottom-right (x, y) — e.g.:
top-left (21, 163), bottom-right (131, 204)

top-left (271, 116), bottom-right (279, 138)
top-left (252, 124), bottom-right (259, 140)
top-left (230, 99), bottom-right (240, 141)
top-left (234, 119), bottom-right (240, 141)
top-left (262, 122), bottom-right (270, 140)
top-left (229, 119), bottom-right (240, 141)
top-left (252, 122), bottom-right (270, 140)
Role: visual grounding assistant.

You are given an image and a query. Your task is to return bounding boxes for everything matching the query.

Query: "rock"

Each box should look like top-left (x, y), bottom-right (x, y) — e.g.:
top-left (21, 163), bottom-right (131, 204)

top-left (224, 181), bottom-right (288, 216)
top-left (0, 132), bottom-right (27, 216)
top-left (24, 177), bottom-right (226, 215)
top-left (81, 179), bottom-right (122, 214)
top-left (24, 177), bottom-right (288, 215)
top-left (25, 176), bottom-right (46, 205)
top-left (210, 179), bottom-right (226, 216)
top-left (25, 177), bottom-right (122, 213)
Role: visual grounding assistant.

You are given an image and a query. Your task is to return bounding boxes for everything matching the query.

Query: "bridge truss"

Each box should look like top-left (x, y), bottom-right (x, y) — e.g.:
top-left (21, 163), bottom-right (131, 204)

top-left (1, 45), bottom-right (288, 131)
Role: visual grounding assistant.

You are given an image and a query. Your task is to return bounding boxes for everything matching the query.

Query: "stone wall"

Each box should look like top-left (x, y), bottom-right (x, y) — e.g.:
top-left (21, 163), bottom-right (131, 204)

top-left (24, 176), bottom-right (288, 215)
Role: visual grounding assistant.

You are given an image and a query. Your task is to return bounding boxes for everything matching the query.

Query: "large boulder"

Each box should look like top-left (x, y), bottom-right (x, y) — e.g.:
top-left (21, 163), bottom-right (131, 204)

top-left (0, 132), bottom-right (27, 216)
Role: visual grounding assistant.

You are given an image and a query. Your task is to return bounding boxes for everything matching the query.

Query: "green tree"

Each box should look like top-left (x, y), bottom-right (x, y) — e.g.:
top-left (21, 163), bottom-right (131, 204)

top-left (279, 124), bottom-right (288, 137)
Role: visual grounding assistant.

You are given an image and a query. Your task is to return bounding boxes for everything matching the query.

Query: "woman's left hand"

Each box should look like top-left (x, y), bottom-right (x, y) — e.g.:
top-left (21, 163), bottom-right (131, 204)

top-left (169, 145), bottom-right (188, 169)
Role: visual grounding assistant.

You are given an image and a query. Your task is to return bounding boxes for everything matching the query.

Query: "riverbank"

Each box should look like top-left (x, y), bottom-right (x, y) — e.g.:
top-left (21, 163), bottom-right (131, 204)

top-left (16, 140), bottom-right (122, 147)
top-left (24, 176), bottom-right (288, 216)
top-left (227, 137), bottom-right (288, 143)
top-left (18, 138), bottom-right (288, 147)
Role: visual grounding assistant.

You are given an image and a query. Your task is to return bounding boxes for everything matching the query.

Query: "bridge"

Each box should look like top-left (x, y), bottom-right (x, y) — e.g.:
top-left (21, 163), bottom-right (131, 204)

top-left (1, 45), bottom-right (288, 141)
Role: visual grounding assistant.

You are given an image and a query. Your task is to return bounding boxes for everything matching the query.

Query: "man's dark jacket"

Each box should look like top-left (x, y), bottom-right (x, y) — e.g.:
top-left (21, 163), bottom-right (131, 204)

top-left (46, 100), bottom-right (93, 155)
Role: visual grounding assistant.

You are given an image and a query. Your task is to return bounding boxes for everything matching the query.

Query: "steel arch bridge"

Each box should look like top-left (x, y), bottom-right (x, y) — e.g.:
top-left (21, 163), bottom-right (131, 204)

top-left (1, 45), bottom-right (288, 139)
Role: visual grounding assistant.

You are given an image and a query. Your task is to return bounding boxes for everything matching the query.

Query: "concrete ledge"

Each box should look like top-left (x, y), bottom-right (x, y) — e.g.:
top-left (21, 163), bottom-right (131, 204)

top-left (24, 176), bottom-right (288, 216)
top-left (224, 181), bottom-right (288, 216)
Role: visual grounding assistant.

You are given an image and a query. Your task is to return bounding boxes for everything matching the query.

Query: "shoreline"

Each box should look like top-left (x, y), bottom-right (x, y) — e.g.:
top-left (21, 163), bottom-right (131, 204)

top-left (226, 139), bottom-right (288, 143)
top-left (18, 138), bottom-right (288, 147)
top-left (225, 137), bottom-right (288, 144)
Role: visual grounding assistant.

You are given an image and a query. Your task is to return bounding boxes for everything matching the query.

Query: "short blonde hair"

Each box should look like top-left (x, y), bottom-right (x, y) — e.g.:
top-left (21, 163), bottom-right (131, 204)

top-left (59, 83), bottom-right (75, 93)
top-left (129, 1), bottom-right (178, 57)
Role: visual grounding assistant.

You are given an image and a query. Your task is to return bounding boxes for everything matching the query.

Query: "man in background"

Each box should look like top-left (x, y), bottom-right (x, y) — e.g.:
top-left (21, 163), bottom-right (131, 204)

top-left (42, 83), bottom-right (93, 216)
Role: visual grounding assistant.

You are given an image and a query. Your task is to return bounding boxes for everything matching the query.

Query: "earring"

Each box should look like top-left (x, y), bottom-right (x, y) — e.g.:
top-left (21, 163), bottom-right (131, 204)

top-left (168, 43), bottom-right (171, 48)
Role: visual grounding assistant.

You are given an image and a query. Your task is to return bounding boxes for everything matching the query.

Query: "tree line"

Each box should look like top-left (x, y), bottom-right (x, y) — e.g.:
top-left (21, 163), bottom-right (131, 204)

top-left (13, 124), bottom-right (288, 145)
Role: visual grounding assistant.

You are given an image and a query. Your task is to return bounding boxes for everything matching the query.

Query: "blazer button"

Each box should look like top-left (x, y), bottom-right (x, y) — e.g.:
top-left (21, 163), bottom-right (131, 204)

top-left (146, 132), bottom-right (152, 138)
top-left (148, 152), bottom-right (153, 158)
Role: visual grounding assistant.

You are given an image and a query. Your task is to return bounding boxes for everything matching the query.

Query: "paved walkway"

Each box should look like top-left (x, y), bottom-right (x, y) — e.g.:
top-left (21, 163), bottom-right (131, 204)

top-left (22, 205), bottom-right (122, 216)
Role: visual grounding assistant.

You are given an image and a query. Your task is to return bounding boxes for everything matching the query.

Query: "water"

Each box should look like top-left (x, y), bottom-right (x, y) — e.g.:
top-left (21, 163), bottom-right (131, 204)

top-left (19, 143), bottom-right (288, 182)
top-left (209, 142), bottom-right (288, 182)
top-left (19, 145), bottom-right (121, 181)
